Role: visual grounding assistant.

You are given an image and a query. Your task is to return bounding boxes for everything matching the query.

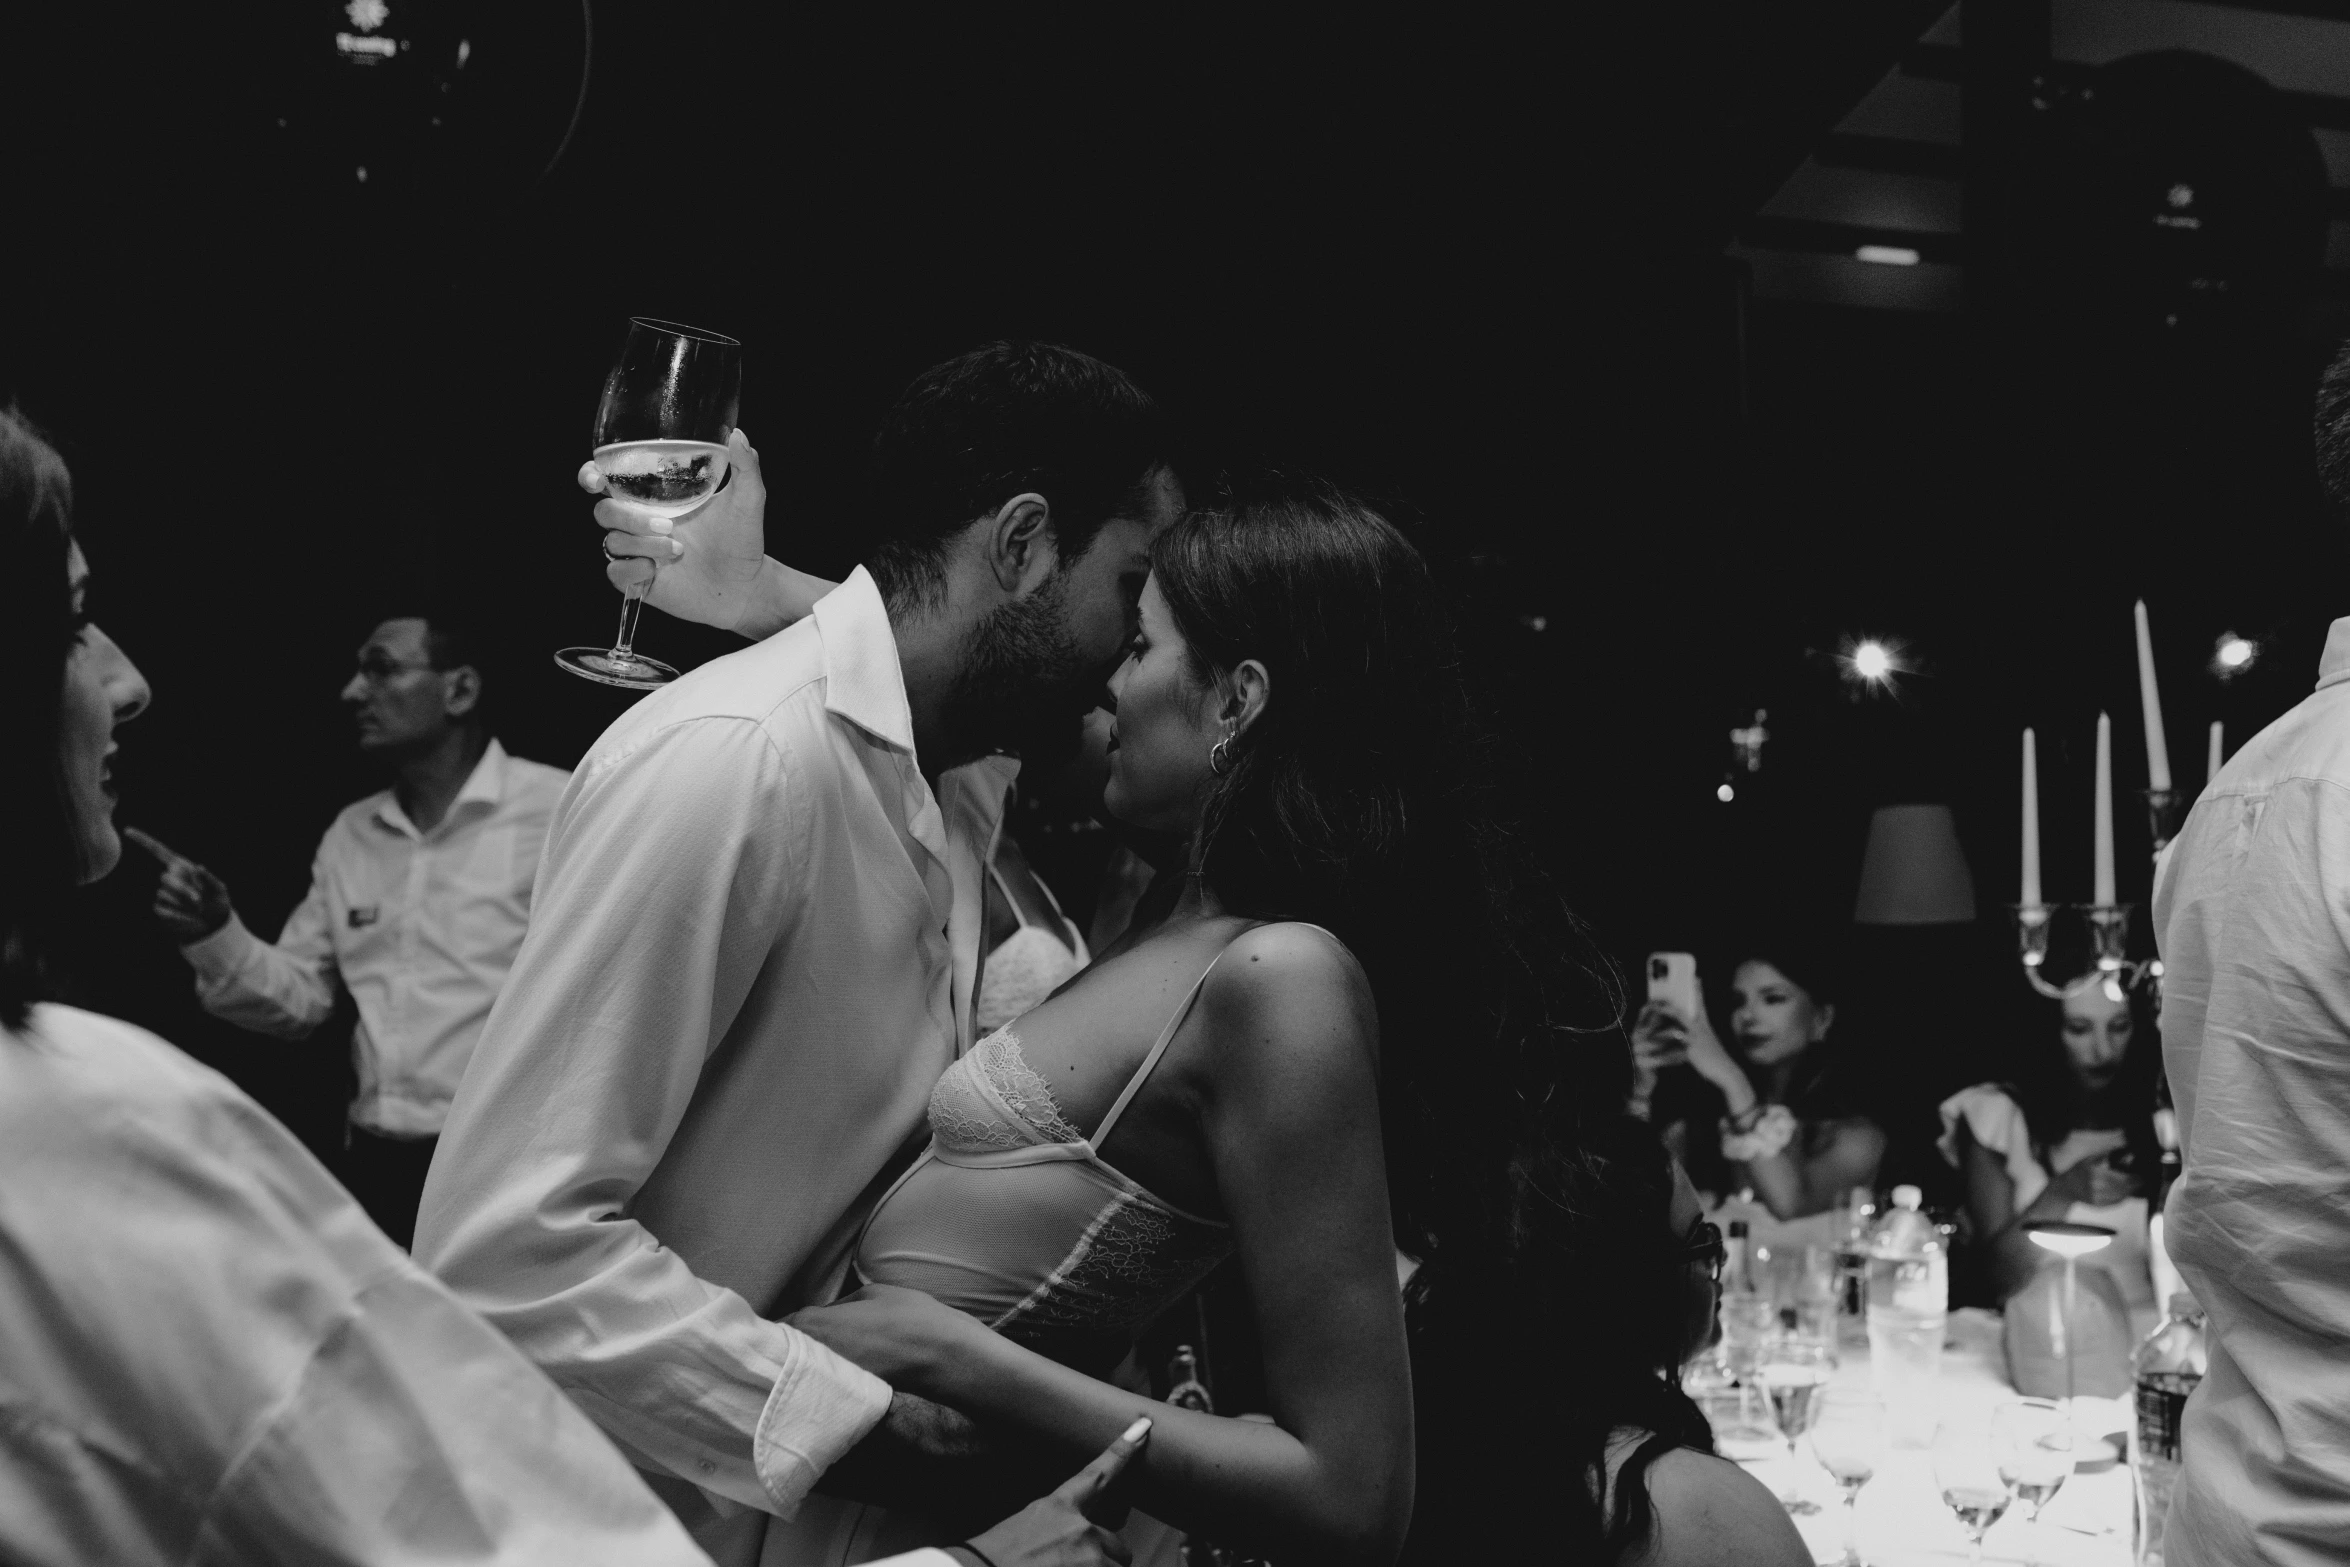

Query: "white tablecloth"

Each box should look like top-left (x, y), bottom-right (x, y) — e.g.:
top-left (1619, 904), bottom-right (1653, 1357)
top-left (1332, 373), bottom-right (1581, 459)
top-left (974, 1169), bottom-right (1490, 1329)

top-left (1726, 1308), bottom-right (2137, 1566)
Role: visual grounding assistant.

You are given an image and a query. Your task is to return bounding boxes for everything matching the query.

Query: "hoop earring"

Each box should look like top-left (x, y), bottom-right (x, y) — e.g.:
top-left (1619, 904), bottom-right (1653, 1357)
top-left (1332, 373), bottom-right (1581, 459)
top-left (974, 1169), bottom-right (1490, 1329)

top-left (1208, 728), bottom-right (1236, 776)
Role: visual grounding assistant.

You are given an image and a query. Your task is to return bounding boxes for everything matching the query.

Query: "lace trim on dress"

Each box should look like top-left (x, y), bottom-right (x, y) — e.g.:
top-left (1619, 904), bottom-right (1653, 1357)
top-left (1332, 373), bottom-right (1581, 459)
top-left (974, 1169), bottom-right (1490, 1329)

top-left (994, 1188), bottom-right (1232, 1341)
top-left (928, 1028), bottom-right (1086, 1152)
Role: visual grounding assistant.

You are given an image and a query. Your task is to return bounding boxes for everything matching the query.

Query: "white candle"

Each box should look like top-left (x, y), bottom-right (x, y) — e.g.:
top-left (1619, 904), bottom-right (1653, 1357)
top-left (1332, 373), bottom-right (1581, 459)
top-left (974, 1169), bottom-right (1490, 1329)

top-left (2135, 600), bottom-right (2173, 791)
top-left (2094, 711), bottom-right (2116, 906)
top-left (2022, 728), bottom-right (2043, 908)
top-left (2208, 720), bottom-right (2224, 784)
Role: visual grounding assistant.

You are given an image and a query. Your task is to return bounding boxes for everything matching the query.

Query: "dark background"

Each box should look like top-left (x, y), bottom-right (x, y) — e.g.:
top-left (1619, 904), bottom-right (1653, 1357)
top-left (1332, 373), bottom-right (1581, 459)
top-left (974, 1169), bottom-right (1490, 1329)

top-left (8, 3), bottom-right (2342, 1158)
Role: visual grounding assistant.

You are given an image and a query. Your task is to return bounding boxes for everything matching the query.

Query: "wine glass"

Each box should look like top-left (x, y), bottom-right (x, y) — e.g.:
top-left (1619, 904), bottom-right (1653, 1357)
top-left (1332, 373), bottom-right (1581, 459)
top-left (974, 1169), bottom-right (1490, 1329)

top-left (1757, 1337), bottom-right (1833, 1515)
top-left (1993, 1397), bottom-right (2075, 1565)
top-left (1809, 1390), bottom-right (1883, 1567)
top-left (1933, 1423), bottom-right (2013, 1567)
top-left (556, 317), bottom-right (743, 689)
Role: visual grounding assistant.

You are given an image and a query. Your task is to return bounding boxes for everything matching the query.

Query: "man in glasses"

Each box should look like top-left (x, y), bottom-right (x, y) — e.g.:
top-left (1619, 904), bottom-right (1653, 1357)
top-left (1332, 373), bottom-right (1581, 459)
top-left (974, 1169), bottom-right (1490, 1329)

top-left (127, 610), bottom-right (567, 1249)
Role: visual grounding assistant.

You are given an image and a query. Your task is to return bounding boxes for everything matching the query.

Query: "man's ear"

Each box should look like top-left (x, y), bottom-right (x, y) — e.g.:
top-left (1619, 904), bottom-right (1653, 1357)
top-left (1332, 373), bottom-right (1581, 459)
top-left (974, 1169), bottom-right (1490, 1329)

top-left (441, 665), bottom-right (483, 720)
top-left (1811, 1000), bottom-right (1836, 1044)
top-left (984, 492), bottom-right (1057, 595)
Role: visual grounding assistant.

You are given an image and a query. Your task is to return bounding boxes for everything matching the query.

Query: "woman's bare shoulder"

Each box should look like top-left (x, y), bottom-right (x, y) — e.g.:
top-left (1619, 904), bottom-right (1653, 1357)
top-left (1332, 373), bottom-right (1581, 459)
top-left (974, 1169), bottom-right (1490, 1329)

top-left (1619, 1448), bottom-right (1811, 1567)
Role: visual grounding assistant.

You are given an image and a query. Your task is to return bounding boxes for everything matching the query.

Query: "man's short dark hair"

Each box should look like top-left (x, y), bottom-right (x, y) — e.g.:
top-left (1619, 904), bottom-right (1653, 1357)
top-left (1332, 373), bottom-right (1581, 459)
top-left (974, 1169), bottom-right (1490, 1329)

top-left (372, 598), bottom-right (493, 720)
top-left (863, 341), bottom-right (1172, 609)
top-left (2319, 338), bottom-right (2350, 508)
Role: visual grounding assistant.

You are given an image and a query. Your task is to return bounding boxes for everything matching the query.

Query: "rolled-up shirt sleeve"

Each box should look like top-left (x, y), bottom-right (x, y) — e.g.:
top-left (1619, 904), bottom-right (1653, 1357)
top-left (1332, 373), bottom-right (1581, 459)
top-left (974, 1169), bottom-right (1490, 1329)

top-left (181, 852), bottom-right (342, 1039)
top-left (414, 715), bottom-right (889, 1518)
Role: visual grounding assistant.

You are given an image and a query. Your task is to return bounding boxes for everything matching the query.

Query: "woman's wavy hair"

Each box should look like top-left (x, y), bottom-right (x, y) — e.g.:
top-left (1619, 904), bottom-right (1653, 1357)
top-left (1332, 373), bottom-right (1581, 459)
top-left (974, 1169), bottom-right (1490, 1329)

top-left (2009, 978), bottom-right (2163, 1177)
top-left (0, 409), bottom-right (81, 1031)
top-left (1153, 472), bottom-right (1629, 1270)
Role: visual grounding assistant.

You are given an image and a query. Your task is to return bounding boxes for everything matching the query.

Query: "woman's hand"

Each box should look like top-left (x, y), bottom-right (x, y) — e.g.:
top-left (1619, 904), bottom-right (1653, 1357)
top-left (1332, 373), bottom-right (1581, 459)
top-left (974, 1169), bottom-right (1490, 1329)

top-left (2043, 1149), bottom-right (2138, 1210)
top-left (1636, 998), bottom-right (1749, 1106)
top-left (953, 1418), bottom-right (1151, 1567)
top-left (786, 1283), bottom-right (983, 1395)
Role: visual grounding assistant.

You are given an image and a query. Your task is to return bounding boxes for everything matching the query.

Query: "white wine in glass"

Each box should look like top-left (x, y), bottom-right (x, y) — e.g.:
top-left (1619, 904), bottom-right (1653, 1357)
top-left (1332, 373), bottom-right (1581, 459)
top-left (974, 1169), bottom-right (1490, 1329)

top-left (1933, 1425), bottom-right (2013, 1567)
top-left (1994, 1397), bottom-right (2074, 1565)
top-left (557, 317), bottom-right (742, 689)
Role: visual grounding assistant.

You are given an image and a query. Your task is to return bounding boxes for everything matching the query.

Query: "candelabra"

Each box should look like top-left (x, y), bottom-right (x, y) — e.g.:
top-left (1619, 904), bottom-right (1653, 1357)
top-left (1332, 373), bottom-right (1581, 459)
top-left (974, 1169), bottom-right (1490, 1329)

top-left (2010, 787), bottom-right (2185, 1010)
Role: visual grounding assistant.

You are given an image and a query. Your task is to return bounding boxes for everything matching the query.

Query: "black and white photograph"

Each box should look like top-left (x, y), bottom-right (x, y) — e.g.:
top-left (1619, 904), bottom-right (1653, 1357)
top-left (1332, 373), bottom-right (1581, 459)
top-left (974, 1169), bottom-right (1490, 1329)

top-left (7, 3), bottom-right (2350, 1564)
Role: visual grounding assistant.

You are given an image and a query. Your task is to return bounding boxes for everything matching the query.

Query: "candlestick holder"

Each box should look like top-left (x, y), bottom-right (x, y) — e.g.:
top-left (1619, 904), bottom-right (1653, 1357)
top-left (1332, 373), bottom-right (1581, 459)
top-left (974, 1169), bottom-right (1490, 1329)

top-left (2010, 902), bottom-right (2163, 1006)
top-left (2142, 787), bottom-right (2187, 857)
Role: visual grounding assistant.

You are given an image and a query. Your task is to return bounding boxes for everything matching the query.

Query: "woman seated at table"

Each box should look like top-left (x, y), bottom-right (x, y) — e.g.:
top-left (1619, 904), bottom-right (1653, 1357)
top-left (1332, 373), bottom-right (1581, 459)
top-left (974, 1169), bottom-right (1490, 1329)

top-left (1937, 974), bottom-right (2158, 1312)
top-left (1630, 934), bottom-right (1886, 1236)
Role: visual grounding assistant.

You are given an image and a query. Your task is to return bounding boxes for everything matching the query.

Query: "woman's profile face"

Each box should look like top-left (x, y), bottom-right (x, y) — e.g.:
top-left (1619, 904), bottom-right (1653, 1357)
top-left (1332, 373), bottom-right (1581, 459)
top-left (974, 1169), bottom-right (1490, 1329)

top-left (1102, 575), bottom-right (1222, 835)
top-left (60, 542), bottom-right (151, 883)
top-left (2059, 981), bottom-right (2134, 1089)
top-left (1728, 959), bottom-right (1833, 1069)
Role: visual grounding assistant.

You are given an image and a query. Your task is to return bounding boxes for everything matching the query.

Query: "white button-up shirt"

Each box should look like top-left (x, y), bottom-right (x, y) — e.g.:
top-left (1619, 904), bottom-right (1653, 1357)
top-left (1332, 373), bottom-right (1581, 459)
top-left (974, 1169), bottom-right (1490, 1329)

top-left (178, 738), bottom-right (570, 1138)
top-left (2154, 615), bottom-right (2350, 1567)
top-left (416, 568), bottom-right (1015, 1567)
top-left (0, 1003), bottom-right (713, 1566)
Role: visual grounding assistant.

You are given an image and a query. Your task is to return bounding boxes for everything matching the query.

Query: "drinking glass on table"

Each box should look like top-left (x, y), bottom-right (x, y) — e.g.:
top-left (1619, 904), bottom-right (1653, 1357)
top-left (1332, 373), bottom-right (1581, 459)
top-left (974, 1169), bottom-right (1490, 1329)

top-left (1720, 1290), bottom-right (1778, 1383)
top-left (1993, 1397), bottom-right (2074, 1565)
top-left (1809, 1390), bottom-right (1884, 1567)
top-left (1758, 1337), bottom-right (1833, 1515)
top-left (1933, 1424), bottom-right (2013, 1567)
top-left (557, 317), bottom-right (743, 689)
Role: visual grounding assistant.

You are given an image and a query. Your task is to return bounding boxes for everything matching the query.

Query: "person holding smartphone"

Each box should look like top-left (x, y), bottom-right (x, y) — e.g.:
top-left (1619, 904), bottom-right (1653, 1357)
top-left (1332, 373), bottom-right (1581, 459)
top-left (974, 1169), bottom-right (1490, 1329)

top-left (1629, 938), bottom-right (1886, 1229)
top-left (1935, 976), bottom-right (2159, 1311)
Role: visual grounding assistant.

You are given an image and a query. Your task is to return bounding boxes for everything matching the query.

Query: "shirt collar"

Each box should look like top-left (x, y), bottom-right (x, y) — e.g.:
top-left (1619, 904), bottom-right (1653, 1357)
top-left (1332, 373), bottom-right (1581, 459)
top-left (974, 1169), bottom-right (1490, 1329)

top-left (2318, 619), bottom-right (2350, 691)
top-left (811, 566), bottom-right (919, 755)
top-left (370, 738), bottom-right (510, 839)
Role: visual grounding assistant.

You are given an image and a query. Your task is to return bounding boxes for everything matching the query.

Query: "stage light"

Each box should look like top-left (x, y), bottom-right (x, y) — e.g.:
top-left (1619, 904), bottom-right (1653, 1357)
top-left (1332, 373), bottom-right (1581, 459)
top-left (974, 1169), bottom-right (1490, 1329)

top-left (1855, 245), bottom-right (1921, 267)
top-left (1717, 782), bottom-right (1736, 803)
top-left (2213, 633), bottom-right (2257, 677)
top-left (1851, 640), bottom-right (1895, 682)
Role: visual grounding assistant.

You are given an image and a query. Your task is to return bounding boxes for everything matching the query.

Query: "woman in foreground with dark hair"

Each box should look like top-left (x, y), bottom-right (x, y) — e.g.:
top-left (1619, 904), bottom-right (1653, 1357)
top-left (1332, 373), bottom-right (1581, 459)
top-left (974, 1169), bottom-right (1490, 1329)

top-left (603, 470), bottom-right (1803, 1562)
top-left (0, 408), bottom-right (1142, 1567)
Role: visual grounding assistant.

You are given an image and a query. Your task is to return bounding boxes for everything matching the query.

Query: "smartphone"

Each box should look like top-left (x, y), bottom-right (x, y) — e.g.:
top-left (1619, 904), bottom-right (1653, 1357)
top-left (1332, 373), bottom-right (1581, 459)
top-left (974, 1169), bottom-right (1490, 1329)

top-left (1646, 951), bottom-right (1701, 1020)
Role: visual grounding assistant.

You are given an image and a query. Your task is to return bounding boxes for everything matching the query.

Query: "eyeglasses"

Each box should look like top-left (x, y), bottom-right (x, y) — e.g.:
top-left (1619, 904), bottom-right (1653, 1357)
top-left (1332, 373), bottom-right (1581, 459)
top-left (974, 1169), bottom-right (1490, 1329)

top-left (352, 655), bottom-right (438, 685)
top-left (1678, 1217), bottom-right (1726, 1281)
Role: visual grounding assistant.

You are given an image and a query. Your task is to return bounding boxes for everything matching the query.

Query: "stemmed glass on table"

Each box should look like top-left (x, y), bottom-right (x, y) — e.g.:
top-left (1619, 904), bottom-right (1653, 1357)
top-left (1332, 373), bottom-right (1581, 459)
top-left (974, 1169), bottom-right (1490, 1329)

top-left (1757, 1337), bottom-right (1834, 1515)
top-left (1993, 1397), bottom-right (2075, 1565)
top-left (555, 317), bottom-right (743, 689)
top-left (1934, 1424), bottom-right (2014, 1567)
top-left (1808, 1390), bottom-right (1884, 1567)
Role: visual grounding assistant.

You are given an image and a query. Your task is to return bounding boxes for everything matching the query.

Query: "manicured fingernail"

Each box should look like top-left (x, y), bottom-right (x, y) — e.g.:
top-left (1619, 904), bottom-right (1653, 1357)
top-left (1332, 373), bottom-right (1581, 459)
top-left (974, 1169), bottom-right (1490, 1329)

top-left (648, 517), bottom-right (673, 536)
top-left (1120, 1417), bottom-right (1152, 1443)
top-left (669, 539), bottom-right (685, 558)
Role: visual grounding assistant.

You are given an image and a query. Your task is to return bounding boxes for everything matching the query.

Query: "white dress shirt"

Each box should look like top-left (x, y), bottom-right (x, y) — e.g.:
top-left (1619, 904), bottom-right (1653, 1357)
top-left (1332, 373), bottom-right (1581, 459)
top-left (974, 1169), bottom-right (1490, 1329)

top-left (2154, 615), bottom-right (2350, 1567)
top-left (179, 738), bottom-right (570, 1137)
top-left (0, 1003), bottom-right (712, 1566)
top-left (416, 569), bottom-right (1016, 1567)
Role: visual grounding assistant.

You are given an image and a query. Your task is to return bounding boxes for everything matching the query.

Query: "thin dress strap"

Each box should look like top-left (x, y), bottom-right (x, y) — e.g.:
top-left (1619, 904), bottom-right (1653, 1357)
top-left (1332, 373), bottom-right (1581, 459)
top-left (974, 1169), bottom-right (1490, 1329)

top-left (1089, 948), bottom-right (1231, 1147)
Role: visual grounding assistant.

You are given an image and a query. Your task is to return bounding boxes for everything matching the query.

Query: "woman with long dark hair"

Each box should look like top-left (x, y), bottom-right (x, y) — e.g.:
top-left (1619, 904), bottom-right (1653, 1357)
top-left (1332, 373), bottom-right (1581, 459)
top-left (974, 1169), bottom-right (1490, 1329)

top-left (1939, 975), bottom-right (2161, 1310)
top-left (727, 476), bottom-right (1801, 1563)
top-left (1631, 936), bottom-right (1886, 1244)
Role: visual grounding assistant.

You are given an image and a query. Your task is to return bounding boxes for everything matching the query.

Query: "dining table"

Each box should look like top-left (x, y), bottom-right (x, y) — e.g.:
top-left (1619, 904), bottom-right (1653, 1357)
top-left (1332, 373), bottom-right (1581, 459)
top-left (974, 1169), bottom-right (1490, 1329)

top-left (1710, 1306), bottom-right (2140, 1566)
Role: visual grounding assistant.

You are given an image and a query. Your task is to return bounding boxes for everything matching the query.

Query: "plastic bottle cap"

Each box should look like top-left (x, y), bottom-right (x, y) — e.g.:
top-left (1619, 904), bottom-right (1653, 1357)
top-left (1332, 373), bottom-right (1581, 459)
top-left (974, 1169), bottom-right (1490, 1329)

top-left (1892, 1184), bottom-right (1923, 1209)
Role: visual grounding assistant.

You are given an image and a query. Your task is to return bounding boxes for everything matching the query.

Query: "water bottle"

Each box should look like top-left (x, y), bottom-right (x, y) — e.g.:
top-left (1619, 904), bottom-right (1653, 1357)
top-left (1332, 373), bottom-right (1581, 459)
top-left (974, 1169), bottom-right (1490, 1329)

top-left (1834, 1186), bottom-right (1876, 1352)
top-left (1865, 1184), bottom-right (1947, 1428)
top-left (2132, 1293), bottom-right (2207, 1567)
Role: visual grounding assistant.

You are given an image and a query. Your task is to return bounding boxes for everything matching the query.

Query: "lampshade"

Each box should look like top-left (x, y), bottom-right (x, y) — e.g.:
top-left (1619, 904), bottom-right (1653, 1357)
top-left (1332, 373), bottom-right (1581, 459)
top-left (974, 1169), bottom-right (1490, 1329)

top-left (1852, 803), bottom-right (1978, 926)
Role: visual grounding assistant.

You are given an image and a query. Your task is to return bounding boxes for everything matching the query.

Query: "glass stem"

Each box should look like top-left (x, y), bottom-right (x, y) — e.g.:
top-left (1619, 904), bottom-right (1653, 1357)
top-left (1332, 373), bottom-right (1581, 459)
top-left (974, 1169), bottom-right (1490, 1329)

top-left (1842, 1489), bottom-right (1861, 1565)
top-left (611, 591), bottom-right (645, 660)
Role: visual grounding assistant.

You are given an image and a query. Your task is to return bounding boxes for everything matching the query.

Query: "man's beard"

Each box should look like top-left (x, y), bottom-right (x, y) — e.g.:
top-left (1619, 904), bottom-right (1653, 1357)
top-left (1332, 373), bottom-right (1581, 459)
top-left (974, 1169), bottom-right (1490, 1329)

top-left (938, 571), bottom-right (1101, 769)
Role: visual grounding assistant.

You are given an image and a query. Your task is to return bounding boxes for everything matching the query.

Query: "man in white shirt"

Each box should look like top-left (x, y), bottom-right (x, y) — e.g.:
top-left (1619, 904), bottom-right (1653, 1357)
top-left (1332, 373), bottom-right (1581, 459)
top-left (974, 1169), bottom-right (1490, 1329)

top-left (128, 611), bottom-right (567, 1247)
top-left (416, 342), bottom-right (1181, 1566)
top-left (2151, 345), bottom-right (2350, 1567)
